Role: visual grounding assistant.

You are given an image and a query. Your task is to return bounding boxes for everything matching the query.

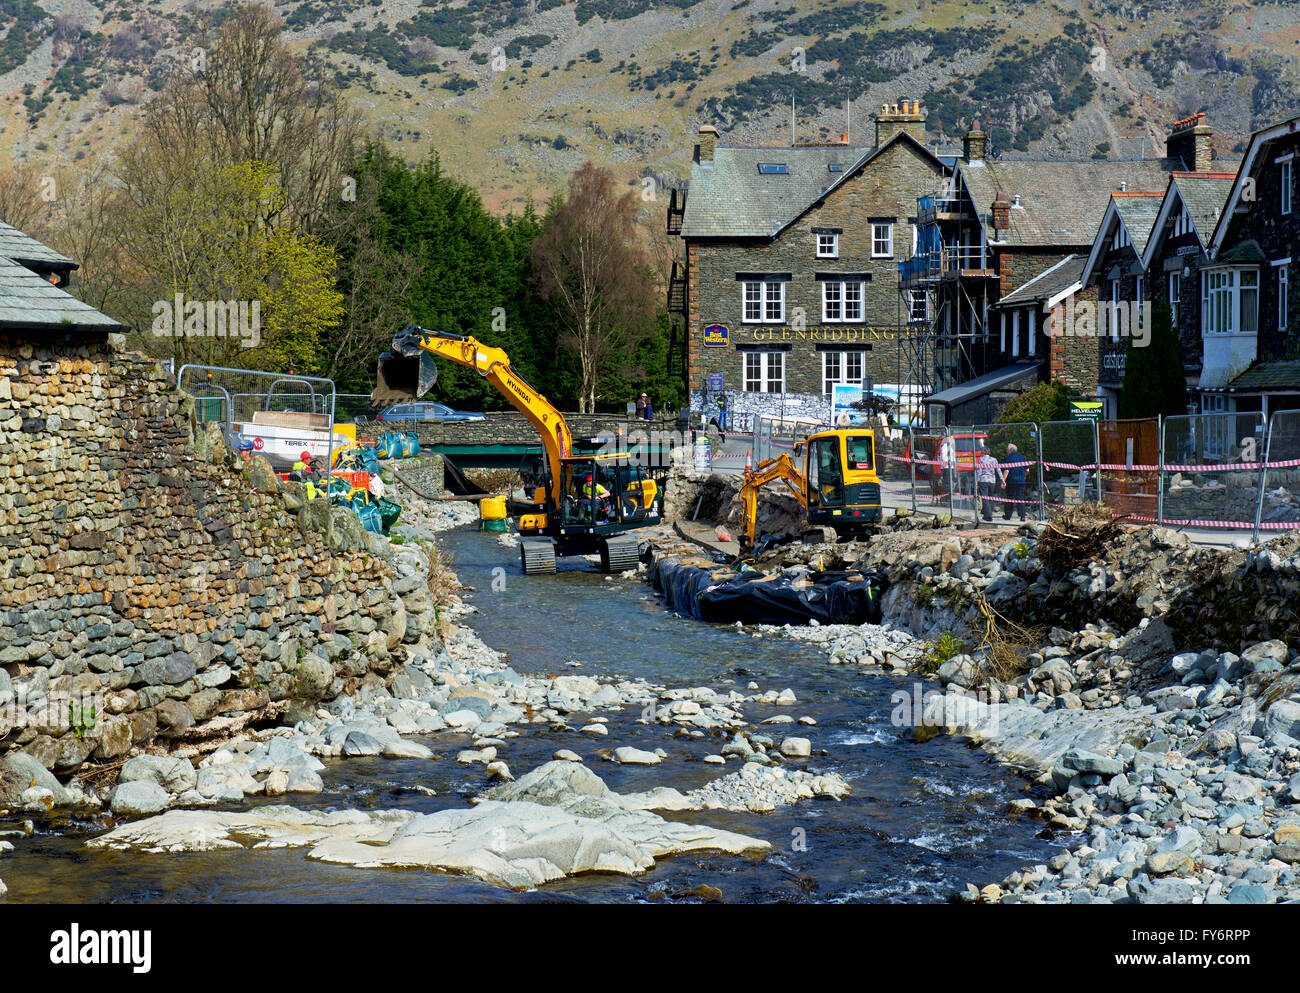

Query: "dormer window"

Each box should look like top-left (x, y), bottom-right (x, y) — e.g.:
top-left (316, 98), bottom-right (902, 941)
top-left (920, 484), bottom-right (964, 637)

top-left (816, 232), bottom-right (838, 258)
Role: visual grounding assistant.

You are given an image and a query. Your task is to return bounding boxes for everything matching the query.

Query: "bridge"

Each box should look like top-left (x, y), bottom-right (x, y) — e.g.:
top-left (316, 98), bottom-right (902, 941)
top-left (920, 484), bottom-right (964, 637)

top-left (368, 411), bottom-right (682, 470)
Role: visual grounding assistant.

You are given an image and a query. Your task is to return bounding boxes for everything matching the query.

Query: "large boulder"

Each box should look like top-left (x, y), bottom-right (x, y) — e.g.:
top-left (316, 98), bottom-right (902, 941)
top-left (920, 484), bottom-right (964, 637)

top-left (119, 755), bottom-right (198, 795)
top-left (293, 653), bottom-right (335, 702)
top-left (0, 751), bottom-right (69, 805)
top-left (110, 780), bottom-right (171, 817)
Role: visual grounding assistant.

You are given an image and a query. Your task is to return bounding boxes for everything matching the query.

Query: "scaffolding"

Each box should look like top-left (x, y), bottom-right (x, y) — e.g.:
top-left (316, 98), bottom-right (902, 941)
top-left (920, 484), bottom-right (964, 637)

top-left (896, 177), bottom-right (999, 423)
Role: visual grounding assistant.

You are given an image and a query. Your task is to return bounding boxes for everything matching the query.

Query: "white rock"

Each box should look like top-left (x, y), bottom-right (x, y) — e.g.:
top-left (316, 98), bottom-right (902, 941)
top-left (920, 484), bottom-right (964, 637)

top-left (553, 749), bottom-right (582, 762)
top-left (779, 737), bottom-right (812, 758)
top-left (613, 747), bottom-right (662, 765)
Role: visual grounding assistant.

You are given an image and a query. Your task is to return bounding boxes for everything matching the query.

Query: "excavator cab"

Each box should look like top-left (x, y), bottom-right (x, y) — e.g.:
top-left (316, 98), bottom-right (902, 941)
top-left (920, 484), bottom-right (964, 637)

top-left (803, 429), bottom-right (881, 530)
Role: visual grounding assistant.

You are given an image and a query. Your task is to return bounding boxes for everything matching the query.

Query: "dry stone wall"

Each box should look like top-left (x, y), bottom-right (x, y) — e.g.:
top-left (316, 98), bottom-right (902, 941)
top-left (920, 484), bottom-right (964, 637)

top-left (0, 332), bottom-right (438, 777)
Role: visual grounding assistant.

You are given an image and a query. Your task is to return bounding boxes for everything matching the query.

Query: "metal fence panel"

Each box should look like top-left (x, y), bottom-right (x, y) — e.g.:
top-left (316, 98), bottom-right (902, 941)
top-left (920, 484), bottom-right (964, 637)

top-left (1257, 408), bottom-right (1300, 533)
top-left (1099, 417), bottom-right (1159, 519)
top-left (1160, 412), bottom-right (1268, 530)
top-left (1040, 419), bottom-right (1100, 514)
top-left (900, 428), bottom-right (953, 516)
top-left (970, 422), bottom-right (1044, 524)
top-left (874, 426), bottom-right (916, 515)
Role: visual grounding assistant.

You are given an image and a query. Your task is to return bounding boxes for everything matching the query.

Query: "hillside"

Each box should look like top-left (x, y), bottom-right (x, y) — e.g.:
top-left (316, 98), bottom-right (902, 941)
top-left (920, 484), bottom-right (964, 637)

top-left (2, 0), bottom-right (1299, 212)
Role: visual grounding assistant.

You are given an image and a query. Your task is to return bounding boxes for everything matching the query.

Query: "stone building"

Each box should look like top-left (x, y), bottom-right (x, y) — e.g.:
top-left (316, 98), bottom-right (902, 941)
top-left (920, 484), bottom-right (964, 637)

top-left (1138, 168), bottom-right (1238, 395)
top-left (0, 222), bottom-right (438, 778)
top-left (671, 103), bottom-right (948, 421)
top-left (1079, 191), bottom-right (1165, 418)
top-left (1199, 113), bottom-right (1300, 419)
top-left (905, 123), bottom-right (1190, 424)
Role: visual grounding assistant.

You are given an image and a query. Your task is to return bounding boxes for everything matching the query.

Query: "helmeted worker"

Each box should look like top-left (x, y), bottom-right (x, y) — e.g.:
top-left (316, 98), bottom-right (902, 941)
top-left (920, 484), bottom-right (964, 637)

top-left (290, 451), bottom-right (322, 499)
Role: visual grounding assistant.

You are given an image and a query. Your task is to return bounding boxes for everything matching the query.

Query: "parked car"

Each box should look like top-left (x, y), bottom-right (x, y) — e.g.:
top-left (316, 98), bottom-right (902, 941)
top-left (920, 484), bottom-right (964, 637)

top-left (375, 402), bottom-right (486, 423)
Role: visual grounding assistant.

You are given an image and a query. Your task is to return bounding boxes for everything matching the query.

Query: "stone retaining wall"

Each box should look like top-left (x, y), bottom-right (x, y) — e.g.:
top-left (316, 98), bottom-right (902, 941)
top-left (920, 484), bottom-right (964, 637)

top-left (0, 332), bottom-right (438, 776)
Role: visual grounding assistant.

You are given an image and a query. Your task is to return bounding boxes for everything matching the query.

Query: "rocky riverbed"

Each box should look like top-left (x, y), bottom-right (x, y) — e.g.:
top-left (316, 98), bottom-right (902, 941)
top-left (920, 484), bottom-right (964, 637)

top-left (642, 508), bottom-right (1300, 904)
top-left (1, 480), bottom-right (868, 897)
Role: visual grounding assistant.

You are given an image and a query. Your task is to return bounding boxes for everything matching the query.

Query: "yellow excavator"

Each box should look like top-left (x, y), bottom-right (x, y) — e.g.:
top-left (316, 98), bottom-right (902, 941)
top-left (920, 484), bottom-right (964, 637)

top-left (740, 428), bottom-right (882, 549)
top-left (373, 325), bottom-right (659, 575)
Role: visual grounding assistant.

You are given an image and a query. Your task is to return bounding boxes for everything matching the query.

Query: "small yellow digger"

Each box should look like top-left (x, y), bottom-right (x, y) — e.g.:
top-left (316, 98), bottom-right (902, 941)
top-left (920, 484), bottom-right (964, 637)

top-left (739, 428), bottom-right (882, 548)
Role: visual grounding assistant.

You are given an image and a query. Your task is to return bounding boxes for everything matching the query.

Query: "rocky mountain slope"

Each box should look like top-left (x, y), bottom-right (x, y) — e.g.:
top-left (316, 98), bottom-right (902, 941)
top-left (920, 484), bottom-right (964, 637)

top-left (2, 0), bottom-right (1298, 212)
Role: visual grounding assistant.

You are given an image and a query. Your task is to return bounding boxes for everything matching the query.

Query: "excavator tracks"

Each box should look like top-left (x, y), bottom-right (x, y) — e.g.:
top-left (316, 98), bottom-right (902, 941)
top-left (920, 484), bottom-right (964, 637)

top-left (520, 538), bottom-right (557, 575)
top-left (599, 534), bottom-right (640, 573)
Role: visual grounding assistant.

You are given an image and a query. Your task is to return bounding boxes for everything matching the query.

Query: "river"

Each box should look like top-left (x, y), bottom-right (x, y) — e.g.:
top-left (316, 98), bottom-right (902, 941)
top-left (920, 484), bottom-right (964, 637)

top-left (1, 526), bottom-right (1066, 903)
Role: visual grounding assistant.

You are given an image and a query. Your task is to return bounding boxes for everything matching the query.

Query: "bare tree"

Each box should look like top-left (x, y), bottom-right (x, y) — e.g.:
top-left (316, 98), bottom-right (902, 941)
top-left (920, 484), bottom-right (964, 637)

top-left (316, 171), bottom-right (418, 383)
top-left (0, 163), bottom-right (49, 234)
top-left (531, 163), bottom-right (655, 412)
top-left (144, 2), bottom-right (362, 233)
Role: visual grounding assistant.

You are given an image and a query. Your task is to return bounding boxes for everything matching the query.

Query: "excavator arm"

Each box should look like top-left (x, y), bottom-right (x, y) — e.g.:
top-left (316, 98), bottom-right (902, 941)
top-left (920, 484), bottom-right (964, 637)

top-left (374, 326), bottom-right (573, 506)
top-left (739, 454), bottom-right (808, 549)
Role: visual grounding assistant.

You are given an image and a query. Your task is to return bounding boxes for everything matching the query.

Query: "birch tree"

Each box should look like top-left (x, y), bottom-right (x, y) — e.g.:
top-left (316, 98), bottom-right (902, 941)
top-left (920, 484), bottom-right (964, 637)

top-left (530, 163), bottom-right (654, 412)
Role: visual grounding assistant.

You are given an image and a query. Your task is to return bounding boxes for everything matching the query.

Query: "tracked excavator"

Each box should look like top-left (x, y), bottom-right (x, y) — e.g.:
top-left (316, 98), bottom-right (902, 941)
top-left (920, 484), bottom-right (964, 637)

top-left (739, 428), bottom-right (882, 549)
top-left (373, 325), bottom-right (659, 575)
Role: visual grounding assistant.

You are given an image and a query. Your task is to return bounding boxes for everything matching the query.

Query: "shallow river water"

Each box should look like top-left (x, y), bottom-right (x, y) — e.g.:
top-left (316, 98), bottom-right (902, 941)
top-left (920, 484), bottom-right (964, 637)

top-left (2, 527), bottom-right (1067, 903)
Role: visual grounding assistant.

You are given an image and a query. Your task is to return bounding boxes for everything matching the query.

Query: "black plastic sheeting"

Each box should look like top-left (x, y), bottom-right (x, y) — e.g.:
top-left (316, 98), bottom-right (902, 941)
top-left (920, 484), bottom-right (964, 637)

top-left (441, 457), bottom-right (491, 499)
top-left (652, 557), bottom-right (888, 626)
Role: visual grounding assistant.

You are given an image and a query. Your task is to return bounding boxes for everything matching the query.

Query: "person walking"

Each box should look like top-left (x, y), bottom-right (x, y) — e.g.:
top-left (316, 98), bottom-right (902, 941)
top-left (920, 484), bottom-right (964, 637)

top-left (635, 393), bottom-right (646, 418)
top-left (1000, 443), bottom-right (1029, 521)
top-left (640, 393), bottom-right (653, 420)
top-left (975, 445), bottom-right (1000, 522)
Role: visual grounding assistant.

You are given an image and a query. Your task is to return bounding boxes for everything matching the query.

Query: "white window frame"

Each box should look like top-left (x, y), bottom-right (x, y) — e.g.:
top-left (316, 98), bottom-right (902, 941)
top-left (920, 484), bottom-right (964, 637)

top-left (1135, 275), bottom-right (1144, 331)
top-left (1011, 308), bottom-right (1021, 358)
top-left (1168, 271), bottom-right (1180, 327)
top-left (1027, 306), bottom-right (1036, 357)
top-left (999, 311), bottom-right (1007, 352)
top-left (822, 281), bottom-right (841, 322)
top-left (821, 350), bottom-right (866, 395)
top-left (1282, 159), bottom-right (1293, 216)
top-left (743, 351), bottom-right (785, 393)
top-left (1202, 267), bottom-right (1260, 336)
top-left (742, 280), bottom-right (784, 323)
top-left (1280, 262), bottom-right (1290, 331)
top-left (908, 288), bottom-right (928, 323)
top-left (816, 233), bottom-right (839, 258)
top-left (821, 280), bottom-right (864, 323)
top-left (1109, 279), bottom-right (1121, 342)
top-left (871, 223), bottom-right (893, 259)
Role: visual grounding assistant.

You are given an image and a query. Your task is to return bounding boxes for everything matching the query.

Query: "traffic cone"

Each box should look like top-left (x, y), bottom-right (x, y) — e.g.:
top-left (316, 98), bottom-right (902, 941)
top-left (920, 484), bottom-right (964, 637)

top-left (745, 449), bottom-right (753, 471)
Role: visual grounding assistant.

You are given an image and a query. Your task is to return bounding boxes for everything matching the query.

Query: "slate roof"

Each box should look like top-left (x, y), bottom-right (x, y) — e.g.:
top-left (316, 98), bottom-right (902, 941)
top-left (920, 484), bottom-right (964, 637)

top-left (1172, 174), bottom-right (1235, 244)
top-left (1110, 193), bottom-right (1165, 257)
top-left (1224, 360), bottom-right (1300, 391)
top-left (958, 157), bottom-right (1183, 246)
top-left (0, 219), bottom-right (73, 269)
top-left (0, 255), bottom-right (124, 332)
top-left (923, 361), bottom-right (1041, 406)
top-left (994, 254), bottom-right (1086, 307)
top-left (679, 132), bottom-right (944, 239)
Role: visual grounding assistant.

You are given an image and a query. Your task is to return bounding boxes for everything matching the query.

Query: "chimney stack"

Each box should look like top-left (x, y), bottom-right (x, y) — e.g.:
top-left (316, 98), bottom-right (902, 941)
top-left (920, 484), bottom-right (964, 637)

top-left (875, 99), bottom-right (926, 146)
top-left (991, 192), bottom-right (1011, 232)
top-left (963, 123), bottom-right (988, 163)
top-left (696, 124), bottom-right (718, 164)
top-left (1166, 112), bottom-right (1213, 172)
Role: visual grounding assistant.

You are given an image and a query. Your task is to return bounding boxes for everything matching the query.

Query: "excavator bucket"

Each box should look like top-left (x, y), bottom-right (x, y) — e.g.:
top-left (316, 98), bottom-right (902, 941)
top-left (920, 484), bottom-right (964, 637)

top-left (371, 326), bottom-right (438, 407)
